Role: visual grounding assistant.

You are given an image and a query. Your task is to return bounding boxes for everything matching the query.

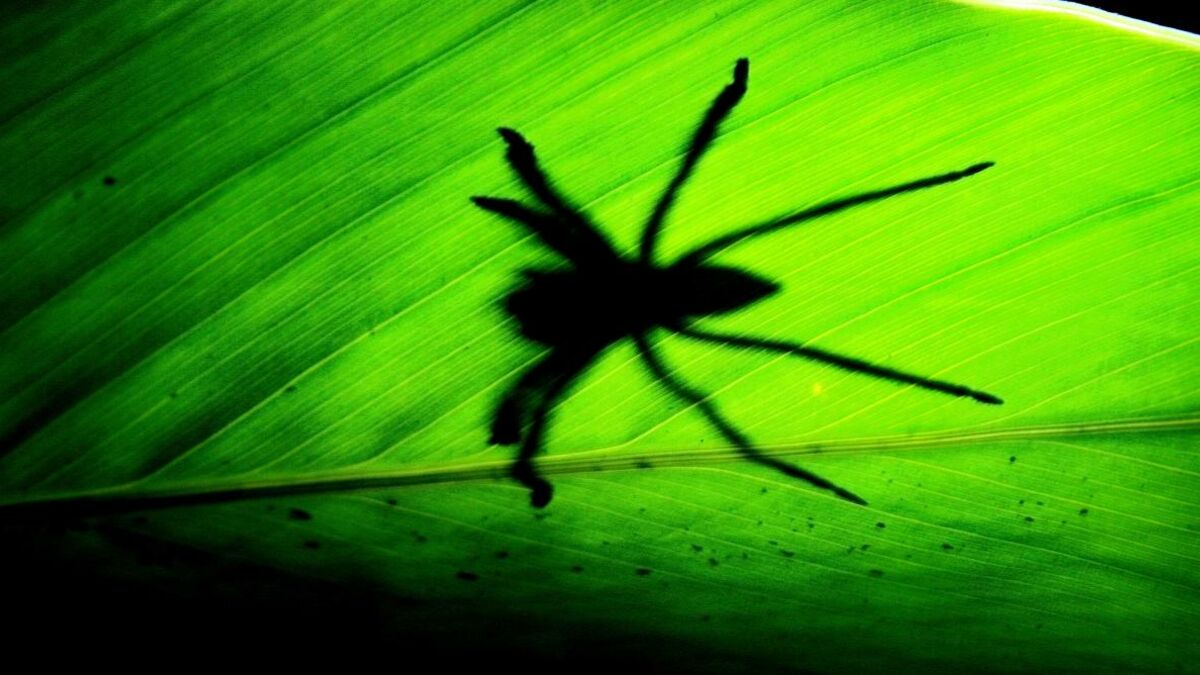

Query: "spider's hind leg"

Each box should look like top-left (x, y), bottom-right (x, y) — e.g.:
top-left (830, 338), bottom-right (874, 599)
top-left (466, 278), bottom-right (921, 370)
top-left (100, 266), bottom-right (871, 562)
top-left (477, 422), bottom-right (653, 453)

top-left (675, 327), bottom-right (1003, 405)
top-left (633, 332), bottom-right (867, 506)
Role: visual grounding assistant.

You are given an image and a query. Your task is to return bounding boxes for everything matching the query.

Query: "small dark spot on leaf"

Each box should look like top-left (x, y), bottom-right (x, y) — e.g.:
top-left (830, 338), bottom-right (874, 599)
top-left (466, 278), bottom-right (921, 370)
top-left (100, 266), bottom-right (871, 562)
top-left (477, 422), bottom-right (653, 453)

top-left (102, 176), bottom-right (117, 186)
top-left (1009, 456), bottom-right (1017, 463)
top-left (638, 507), bottom-right (646, 514)
top-left (780, 550), bottom-right (795, 558)
top-left (386, 498), bottom-right (397, 506)
top-left (691, 544), bottom-right (703, 553)
top-left (741, 552), bottom-right (749, 560)
top-left (456, 571), bottom-right (478, 582)
top-left (496, 550), bottom-right (509, 559)
top-left (284, 384), bottom-right (297, 393)
top-left (941, 543), bottom-right (955, 551)
top-left (1036, 501), bottom-right (1044, 506)
top-left (868, 569), bottom-right (885, 578)
top-left (303, 540), bottom-right (320, 550)
top-left (635, 460), bottom-right (653, 469)
top-left (1079, 508), bottom-right (1089, 516)
top-left (760, 487), bottom-right (768, 494)
top-left (707, 558), bottom-right (719, 567)
top-left (1024, 516), bottom-right (1035, 523)
top-left (767, 540), bottom-right (778, 546)
top-left (875, 522), bottom-right (886, 529)
top-left (700, 614), bottom-right (711, 622)
top-left (412, 531), bottom-right (427, 543)
top-left (288, 508), bottom-right (312, 521)
top-left (860, 544), bottom-right (870, 551)
top-left (635, 567), bottom-right (653, 576)
top-left (533, 513), bottom-right (547, 521)
top-left (1019, 499), bottom-right (1025, 505)
top-left (169, 391), bottom-right (178, 399)
top-left (570, 565), bottom-right (584, 573)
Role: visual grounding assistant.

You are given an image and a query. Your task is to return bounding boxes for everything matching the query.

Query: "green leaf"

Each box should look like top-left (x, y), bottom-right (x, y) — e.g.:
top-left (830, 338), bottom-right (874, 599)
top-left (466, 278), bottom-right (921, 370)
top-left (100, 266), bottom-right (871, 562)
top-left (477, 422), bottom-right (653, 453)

top-left (2, 1), bottom-right (1197, 669)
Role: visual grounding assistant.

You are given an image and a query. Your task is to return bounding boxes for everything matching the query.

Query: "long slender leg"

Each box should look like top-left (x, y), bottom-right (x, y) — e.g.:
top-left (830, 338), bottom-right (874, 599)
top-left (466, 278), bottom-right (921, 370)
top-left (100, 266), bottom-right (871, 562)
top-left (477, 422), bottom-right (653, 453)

top-left (676, 161), bottom-right (993, 265)
top-left (676, 327), bottom-right (1002, 405)
top-left (633, 332), bottom-right (867, 506)
top-left (639, 58), bottom-right (750, 265)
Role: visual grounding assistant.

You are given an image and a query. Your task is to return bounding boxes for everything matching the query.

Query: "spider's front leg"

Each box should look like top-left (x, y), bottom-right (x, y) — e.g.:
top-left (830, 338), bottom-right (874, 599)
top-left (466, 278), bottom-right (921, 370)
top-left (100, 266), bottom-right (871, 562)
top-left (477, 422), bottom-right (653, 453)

top-left (490, 347), bottom-right (594, 507)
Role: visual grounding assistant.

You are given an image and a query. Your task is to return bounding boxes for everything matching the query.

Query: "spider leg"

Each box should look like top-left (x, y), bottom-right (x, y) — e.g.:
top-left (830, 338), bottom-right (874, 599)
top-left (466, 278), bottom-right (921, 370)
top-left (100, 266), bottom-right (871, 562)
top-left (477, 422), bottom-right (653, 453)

top-left (486, 129), bottom-right (618, 266)
top-left (470, 196), bottom-right (617, 266)
top-left (491, 347), bottom-right (594, 507)
top-left (640, 58), bottom-right (749, 265)
top-left (676, 162), bottom-right (994, 265)
top-left (675, 327), bottom-right (1003, 405)
top-left (633, 332), bottom-right (867, 506)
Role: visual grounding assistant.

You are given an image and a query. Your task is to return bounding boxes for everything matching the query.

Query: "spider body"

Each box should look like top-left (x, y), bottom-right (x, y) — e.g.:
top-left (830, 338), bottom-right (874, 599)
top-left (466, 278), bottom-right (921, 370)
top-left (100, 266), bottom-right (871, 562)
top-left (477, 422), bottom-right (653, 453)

top-left (505, 263), bottom-right (779, 347)
top-left (473, 58), bottom-right (1001, 508)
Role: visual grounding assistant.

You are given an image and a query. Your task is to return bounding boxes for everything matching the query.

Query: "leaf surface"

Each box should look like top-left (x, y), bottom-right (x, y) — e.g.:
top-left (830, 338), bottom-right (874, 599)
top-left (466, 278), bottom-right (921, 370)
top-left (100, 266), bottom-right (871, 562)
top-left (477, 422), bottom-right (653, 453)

top-left (1, 1), bottom-right (1197, 670)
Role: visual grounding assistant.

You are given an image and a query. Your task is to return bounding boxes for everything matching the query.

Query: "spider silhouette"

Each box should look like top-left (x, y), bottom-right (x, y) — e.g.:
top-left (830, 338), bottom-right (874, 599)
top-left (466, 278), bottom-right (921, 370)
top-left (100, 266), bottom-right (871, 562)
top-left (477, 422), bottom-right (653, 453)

top-left (472, 57), bottom-right (1001, 508)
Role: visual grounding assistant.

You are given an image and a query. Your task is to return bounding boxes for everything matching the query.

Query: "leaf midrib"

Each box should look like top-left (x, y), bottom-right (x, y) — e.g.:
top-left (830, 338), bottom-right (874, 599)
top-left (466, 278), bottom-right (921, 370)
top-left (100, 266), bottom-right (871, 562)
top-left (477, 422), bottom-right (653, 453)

top-left (3, 414), bottom-right (1193, 517)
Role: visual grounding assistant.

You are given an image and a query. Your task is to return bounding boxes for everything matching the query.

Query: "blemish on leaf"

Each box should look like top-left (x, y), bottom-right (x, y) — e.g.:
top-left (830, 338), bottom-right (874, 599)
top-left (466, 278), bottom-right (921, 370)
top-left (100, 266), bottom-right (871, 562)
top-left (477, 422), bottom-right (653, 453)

top-left (102, 175), bottom-right (117, 186)
top-left (288, 508), bottom-right (312, 521)
top-left (496, 550), bottom-right (510, 559)
top-left (760, 487), bottom-right (768, 494)
top-left (875, 522), bottom-right (886, 529)
top-left (868, 569), bottom-right (885, 578)
top-left (635, 567), bottom-right (653, 576)
top-left (860, 544), bottom-right (870, 551)
top-left (708, 558), bottom-right (719, 567)
top-left (303, 540), bottom-right (320, 550)
top-left (456, 571), bottom-right (479, 582)
top-left (700, 614), bottom-right (711, 622)
top-left (635, 460), bottom-right (653, 469)
top-left (386, 498), bottom-right (397, 506)
top-left (941, 543), bottom-right (955, 551)
top-left (1024, 516), bottom-right (1035, 523)
top-left (780, 550), bottom-right (795, 558)
top-left (691, 544), bottom-right (704, 553)
top-left (412, 531), bottom-right (427, 543)
top-left (1079, 508), bottom-right (1089, 516)
top-left (1009, 456), bottom-right (1017, 463)
top-left (571, 565), bottom-right (584, 573)
top-left (284, 385), bottom-right (297, 393)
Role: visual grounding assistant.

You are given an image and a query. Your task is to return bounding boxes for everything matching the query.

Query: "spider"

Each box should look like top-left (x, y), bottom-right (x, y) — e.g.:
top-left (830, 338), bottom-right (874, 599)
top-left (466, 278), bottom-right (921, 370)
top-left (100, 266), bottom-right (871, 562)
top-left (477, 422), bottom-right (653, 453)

top-left (472, 57), bottom-right (1002, 508)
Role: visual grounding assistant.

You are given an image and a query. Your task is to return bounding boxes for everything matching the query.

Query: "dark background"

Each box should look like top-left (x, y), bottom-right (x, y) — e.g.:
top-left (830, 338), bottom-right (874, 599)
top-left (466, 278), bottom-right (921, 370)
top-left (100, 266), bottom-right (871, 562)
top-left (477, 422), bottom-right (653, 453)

top-left (1083, 1), bottom-right (1198, 34)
